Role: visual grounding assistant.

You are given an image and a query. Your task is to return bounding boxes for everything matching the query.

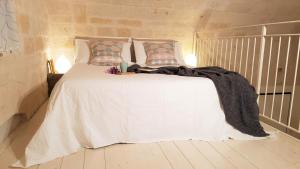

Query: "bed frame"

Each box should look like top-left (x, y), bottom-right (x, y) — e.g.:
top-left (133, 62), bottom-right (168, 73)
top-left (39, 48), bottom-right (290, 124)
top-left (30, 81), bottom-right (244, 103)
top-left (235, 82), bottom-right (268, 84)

top-left (196, 20), bottom-right (300, 137)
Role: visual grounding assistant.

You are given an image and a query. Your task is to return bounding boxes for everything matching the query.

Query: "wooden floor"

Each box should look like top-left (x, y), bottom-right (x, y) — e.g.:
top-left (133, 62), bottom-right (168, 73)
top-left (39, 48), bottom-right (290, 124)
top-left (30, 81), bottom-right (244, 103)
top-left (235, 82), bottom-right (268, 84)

top-left (1, 103), bottom-right (300, 169)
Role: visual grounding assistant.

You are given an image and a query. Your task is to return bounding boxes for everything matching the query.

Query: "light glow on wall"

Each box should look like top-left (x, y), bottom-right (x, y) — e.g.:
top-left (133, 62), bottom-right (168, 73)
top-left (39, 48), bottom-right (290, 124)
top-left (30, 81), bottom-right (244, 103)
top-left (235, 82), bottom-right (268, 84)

top-left (55, 55), bottom-right (72, 73)
top-left (184, 54), bottom-right (198, 67)
top-left (46, 48), bottom-right (52, 60)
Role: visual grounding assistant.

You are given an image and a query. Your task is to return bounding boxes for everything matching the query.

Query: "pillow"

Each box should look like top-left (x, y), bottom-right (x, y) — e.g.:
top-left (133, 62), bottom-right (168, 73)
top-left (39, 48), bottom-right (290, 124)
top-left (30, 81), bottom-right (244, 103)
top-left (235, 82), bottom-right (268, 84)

top-left (74, 37), bottom-right (132, 64)
top-left (133, 39), bottom-right (186, 66)
top-left (88, 40), bottom-right (124, 66)
top-left (143, 42), bottom-right (177, 66)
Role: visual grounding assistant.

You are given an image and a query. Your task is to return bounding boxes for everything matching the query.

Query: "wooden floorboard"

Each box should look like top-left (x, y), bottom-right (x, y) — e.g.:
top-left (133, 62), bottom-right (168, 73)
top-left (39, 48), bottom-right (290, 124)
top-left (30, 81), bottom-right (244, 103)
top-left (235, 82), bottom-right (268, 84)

top-left (226, 140), bottom-right (299, 169)
top-left (105, 143), bottom-right (172, 169)
top-left (254, 137), bottom-right (300, 168)
top-left (60, 150), bottom-right (84, 169)
top-left (158, 142), bottom-right (194, 169)
top-left (37, 157), bottom-right (63, 169)
top-left (192, 141), bottom-right (236, 169)
top-left (208, 141), bottom-right (258, 169)
top-left (84, 148), bottom-right (106, 169)
top-left (174, 141), bottom-right (215, 169)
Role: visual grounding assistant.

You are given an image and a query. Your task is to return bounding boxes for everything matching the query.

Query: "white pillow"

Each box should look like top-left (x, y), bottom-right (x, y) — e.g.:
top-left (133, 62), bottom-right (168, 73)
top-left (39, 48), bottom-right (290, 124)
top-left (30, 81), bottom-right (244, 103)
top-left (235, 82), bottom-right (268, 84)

top-left (74, 39), bottom-right (132, 64)
top-left (133, 40), bottom-right (186, 66)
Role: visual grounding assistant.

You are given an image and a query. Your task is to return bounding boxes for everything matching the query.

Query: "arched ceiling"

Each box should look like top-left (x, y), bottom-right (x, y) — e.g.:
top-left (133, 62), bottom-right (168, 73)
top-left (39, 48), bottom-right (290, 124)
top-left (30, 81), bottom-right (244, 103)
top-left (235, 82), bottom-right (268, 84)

top-left (195, 0), bottom-right (300, 30)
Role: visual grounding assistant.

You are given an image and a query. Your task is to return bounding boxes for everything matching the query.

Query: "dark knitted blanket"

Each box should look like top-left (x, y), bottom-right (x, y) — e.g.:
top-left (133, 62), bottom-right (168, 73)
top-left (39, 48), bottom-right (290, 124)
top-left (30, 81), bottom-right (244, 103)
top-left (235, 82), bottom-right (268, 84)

top-left (127, 64), bottom-right (269, 137)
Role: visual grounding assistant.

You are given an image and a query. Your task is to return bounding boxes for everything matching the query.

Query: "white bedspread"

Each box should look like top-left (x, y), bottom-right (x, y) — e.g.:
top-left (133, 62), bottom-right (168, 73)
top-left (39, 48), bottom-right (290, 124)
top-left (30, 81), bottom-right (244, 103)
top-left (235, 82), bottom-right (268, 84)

top-left (14, 64), bottom-right (254, 167)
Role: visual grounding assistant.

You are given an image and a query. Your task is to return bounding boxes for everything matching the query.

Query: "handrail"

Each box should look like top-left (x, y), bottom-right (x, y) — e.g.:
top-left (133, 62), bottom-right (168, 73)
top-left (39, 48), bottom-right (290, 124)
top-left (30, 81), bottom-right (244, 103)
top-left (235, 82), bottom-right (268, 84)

top-left (196, 21), bottom-right (300, 135)
top-left (197, 20), bottom-right (300, 34)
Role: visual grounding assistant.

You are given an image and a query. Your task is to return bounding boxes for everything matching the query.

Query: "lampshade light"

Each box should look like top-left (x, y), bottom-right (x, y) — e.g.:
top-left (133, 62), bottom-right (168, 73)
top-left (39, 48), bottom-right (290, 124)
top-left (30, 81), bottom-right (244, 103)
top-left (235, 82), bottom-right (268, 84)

top-left (55, 55), bottom-right (71, 73)
top-left (185, 54), bottom-right (198, 67)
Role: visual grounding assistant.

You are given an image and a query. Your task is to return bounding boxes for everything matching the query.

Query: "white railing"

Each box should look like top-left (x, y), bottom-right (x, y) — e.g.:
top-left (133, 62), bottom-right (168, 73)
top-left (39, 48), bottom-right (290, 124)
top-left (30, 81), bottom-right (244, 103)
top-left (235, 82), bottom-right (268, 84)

top-left (196, 21), bottom-right (300, 136)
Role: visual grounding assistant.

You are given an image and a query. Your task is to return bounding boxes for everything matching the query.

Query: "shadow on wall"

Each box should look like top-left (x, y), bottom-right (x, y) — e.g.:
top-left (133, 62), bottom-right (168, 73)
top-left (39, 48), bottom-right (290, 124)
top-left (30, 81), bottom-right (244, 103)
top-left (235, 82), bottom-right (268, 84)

top-left (18, 82), bottom-right (48, 119)
top-left (10, 102), bottom-right (48, 164)
top-left (0, 82), bottom-right (48, 152)
top-left (0, 114), bottom-right (22, 147)
top-left (0, 82), bottom-right (48, 150)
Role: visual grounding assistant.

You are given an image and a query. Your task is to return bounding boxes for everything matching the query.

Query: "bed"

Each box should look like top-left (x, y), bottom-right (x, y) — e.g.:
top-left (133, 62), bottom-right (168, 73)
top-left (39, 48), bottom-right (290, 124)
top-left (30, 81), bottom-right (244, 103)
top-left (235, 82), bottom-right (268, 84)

top-left (14, 37), bottom-right (257, 168)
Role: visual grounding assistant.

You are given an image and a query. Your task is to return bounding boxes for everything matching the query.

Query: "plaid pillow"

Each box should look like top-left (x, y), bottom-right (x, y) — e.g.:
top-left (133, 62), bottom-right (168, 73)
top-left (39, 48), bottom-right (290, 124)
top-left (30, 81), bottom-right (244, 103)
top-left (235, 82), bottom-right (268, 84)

top-left (89, 40), bottom-right (123, 66)
top-left (143, 42), bottom-right (178, 66)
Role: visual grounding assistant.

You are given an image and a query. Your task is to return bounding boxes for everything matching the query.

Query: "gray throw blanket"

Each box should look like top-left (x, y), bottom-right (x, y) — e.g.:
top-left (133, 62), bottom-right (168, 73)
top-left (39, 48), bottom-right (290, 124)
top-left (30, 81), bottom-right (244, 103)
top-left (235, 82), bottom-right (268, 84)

top-left (127, 64), bottom-right (269, 137)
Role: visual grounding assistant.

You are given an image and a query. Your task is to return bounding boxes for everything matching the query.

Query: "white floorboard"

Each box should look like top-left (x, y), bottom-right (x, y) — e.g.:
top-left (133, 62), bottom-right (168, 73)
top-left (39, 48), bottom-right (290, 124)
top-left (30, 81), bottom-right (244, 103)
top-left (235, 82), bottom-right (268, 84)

top-left (105, 143), bottom-right (172, 169)
top-left (158, 142), bottom-right (194, 169)
top-left (226, 140), bottom-right (299, 169)
top-left (84, 148), bottom-right (106, 169)
top-left (192, 141), bottom-right (236, 169)
top-left (174, 141), bottom-right (215, 169)
top-left (60, 149), bottom-right (84, 169)
top-left (208, 141), bottom-right (258, 169)
top-left (38, 157), bottom-right (63, 169)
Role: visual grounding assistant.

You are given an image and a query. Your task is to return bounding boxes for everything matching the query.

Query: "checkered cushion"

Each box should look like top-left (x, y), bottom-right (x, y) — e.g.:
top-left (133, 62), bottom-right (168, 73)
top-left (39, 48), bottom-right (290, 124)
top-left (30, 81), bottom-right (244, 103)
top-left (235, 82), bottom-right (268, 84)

top-left (143, 42), bottom-right (178, 66)
top-left (89, 40), bottom-right (123, 66)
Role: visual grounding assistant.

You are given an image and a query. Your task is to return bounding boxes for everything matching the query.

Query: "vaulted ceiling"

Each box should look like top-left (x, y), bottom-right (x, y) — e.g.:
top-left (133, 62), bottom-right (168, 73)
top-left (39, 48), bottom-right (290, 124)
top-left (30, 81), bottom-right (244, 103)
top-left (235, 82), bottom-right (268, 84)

top-left (196, 0), bottom-right (300, 30)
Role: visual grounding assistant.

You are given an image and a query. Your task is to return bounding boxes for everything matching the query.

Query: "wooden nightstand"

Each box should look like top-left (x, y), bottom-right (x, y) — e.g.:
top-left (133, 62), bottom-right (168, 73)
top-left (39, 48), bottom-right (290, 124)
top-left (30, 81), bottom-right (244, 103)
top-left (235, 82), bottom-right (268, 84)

top-left (47, 73), bottom-right (63, 96)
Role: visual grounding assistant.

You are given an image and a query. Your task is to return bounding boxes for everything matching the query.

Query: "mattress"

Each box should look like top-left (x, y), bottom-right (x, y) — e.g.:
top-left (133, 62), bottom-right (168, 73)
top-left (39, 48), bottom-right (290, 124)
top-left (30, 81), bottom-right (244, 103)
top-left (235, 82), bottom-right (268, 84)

top-left (14, 63), bottom-right (255, 168)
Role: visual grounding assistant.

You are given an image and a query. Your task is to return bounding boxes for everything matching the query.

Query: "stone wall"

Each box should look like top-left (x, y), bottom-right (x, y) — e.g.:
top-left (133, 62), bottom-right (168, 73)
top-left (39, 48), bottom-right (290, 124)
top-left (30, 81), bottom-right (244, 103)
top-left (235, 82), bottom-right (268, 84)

top-left (45, 0), bottom-right (205, 63)
top-left (0, 0), bottom-right (49, 142)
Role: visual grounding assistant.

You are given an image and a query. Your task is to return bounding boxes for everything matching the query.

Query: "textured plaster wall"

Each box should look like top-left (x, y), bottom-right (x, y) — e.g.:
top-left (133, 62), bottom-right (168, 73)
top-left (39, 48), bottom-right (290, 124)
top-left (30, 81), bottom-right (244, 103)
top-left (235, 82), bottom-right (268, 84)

top-left (0, 0), bottom-right (49, 142)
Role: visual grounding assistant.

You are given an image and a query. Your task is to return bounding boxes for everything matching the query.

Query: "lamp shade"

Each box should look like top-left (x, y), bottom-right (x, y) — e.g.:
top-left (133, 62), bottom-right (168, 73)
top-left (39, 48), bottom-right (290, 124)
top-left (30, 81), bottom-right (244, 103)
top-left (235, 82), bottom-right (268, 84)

top-left (185, 54), bottom-right (198, 67)
top-left (55, 56), bottom-right (71, 73)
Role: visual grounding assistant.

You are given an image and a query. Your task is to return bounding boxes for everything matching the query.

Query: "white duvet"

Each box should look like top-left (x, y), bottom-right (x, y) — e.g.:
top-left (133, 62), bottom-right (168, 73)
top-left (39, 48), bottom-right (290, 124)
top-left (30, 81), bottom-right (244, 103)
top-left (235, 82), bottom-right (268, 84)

top-left (14, 64), bottom-right (254, 168)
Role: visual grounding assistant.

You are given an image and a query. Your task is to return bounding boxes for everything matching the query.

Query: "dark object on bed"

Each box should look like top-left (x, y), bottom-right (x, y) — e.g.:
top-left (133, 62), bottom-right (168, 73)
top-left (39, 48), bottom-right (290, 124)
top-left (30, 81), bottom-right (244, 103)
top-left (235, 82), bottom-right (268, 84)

top-left (47, 73), bottom-right (63, 96)
top-left (130, 41), bottom-right (137, 62)
top-left (127, 64), bottom-right (269, 137)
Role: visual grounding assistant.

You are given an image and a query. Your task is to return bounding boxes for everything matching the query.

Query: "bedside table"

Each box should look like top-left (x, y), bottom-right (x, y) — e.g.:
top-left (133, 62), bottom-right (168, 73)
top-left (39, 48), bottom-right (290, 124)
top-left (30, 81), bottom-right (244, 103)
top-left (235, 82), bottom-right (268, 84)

top-left (47, 73), bottom-right (64, 96)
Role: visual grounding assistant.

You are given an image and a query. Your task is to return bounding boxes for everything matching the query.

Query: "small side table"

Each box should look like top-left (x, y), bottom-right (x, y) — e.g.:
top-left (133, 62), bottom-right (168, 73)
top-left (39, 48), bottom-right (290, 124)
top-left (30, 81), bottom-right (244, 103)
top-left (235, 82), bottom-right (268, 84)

top-left (47, 73), bottom-right (64, 96)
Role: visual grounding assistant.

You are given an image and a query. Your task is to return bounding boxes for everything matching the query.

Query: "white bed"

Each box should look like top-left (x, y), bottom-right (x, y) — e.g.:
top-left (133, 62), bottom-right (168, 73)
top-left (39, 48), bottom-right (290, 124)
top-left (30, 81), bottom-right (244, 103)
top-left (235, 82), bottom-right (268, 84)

top-left (14, 63), bottom-right (256, 168)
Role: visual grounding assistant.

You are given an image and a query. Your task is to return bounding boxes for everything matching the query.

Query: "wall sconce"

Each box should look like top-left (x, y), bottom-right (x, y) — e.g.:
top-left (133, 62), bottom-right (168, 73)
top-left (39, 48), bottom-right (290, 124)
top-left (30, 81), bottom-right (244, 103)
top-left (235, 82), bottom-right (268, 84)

top-left (54, 55), bottom-right (72, 73)
top-left (185, 54), bottom-right (198, 67)
top-left (46, 48), bottom-right (55, 74)
top-left (47, 59), bottom-right (55, 74)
